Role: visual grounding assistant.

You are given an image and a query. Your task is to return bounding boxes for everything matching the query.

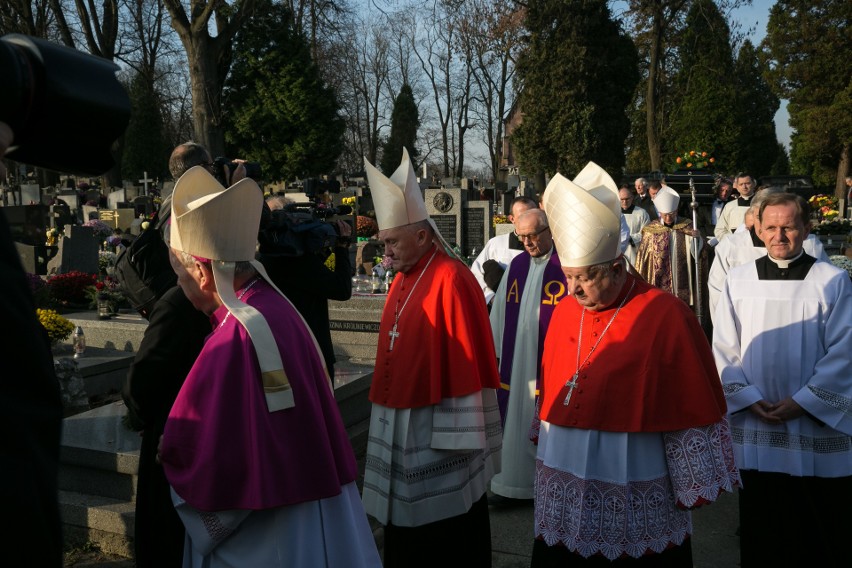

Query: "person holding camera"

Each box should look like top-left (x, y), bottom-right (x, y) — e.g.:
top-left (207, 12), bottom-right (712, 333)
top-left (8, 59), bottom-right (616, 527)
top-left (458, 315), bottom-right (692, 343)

top-left (258, 196), bottom-right (353, 380)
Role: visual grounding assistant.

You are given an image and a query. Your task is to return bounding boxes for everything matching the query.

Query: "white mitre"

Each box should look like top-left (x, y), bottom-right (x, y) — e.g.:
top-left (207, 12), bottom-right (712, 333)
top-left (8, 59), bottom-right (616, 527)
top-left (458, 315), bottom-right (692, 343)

top-left (542, 162), bottom-right (622, 268)
top-left (364, 147), bottom-right (459, 259)
top-left (653, 185), bottom-right (680, 214)
top-left (170, 166), bottom-right (297, 412)
top-left (363, 147), bottom-right (427, 231)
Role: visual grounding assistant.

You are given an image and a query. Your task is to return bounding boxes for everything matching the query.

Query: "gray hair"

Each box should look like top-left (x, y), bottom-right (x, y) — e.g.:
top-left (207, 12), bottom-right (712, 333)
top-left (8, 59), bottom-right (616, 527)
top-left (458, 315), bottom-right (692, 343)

top-left (749, 186), bottom-right (783, 214)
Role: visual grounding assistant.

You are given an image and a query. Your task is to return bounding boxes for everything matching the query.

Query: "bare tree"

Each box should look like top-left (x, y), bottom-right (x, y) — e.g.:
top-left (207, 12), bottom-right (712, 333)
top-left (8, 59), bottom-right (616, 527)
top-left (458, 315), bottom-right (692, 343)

top-left (458, 0), bottom-right (522, 183)
top-left (161, 0), bottom-right (257, 157)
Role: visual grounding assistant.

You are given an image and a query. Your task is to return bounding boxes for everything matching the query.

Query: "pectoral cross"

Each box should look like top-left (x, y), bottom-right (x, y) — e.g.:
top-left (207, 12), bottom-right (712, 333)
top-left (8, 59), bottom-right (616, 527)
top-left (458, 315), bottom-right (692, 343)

top-left (563, 373), bottom-right (579, 406)
top-left (388, 324), bottom-right (400, 350)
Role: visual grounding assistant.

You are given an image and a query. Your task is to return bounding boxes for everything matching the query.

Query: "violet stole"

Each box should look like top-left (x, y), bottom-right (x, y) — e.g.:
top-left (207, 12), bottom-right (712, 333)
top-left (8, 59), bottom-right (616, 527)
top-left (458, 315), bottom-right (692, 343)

top-left (497, 251), bottom-right (566, 424)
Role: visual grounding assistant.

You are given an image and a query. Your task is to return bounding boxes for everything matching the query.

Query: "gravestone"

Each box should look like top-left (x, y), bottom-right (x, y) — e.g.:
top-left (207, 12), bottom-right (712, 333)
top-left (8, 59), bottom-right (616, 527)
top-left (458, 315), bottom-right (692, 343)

top-left (47, 225), bottom-right (101, 275)
top-left (20, 183), bottom-right (41, 205)
top-left (426, 187), bottom-right (463, 248)
top-left (82, 205), bottom-right (99, 222)
top-left (16, 242), bottom-right (58, 275)
top-left (98, 208), bottom-right (136, 232)
top-left (56, 191), bottom-right (80, 210)
top-left (84, 189), bottom-right (102, 207)
top-left (49, 202), bottom-right (73, 231)
top-left (462, 200), bottom-right (492, 258)
top-left (4, 204), bottom-right (49, 245)
top-left (107, 188), bottom-right (126, 211)
top-left (132, 195), bottom-right (154, 218)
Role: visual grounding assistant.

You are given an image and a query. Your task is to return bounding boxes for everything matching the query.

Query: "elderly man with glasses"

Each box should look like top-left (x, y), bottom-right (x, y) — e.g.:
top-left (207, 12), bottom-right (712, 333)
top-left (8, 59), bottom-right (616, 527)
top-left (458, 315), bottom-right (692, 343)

top-left (488, 208), bottom-right (566, 507)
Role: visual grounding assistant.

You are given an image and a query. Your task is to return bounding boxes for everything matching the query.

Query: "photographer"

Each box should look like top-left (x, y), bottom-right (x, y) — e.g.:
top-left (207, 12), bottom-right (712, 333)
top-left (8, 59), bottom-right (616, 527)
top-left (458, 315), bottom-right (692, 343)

top-left (258, 195), bottom-right (353, 379)
top-left (1, 120), bottom-right (64, 567)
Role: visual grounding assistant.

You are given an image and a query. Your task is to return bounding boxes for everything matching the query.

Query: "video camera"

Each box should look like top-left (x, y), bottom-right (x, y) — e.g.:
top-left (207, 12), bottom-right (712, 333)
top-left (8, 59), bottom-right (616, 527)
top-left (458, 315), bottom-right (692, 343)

top-left (0, 34), bottom-right (130, 175)
top-left (258, 201), bottom-right (353, 258)
top-left (212, 156), bottom-right (262, 186)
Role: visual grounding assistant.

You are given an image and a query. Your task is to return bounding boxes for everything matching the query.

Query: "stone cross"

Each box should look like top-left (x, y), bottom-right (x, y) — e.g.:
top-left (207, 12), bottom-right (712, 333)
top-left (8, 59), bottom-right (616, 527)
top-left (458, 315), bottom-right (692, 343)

top-left (138, 171), bottom-right (153, 197)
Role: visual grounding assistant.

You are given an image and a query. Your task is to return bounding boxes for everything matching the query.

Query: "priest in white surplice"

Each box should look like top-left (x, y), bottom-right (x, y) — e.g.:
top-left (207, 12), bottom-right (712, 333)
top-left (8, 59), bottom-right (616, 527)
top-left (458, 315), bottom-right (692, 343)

top-left (489, 208), bottom-right (566, 503)
top-left (713, 192), bottom-right (852, 568)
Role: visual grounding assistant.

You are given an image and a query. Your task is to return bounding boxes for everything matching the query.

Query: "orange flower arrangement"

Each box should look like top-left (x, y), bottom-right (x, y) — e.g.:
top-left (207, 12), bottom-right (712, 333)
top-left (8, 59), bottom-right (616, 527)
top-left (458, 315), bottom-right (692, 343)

top-left (675, 150), bottom-right (714, 170)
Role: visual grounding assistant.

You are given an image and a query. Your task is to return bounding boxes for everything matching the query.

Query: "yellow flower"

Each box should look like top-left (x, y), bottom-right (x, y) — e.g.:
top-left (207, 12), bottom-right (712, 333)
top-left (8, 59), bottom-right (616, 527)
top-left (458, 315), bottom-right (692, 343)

top-left (37, 309), bottom-right (75, 344)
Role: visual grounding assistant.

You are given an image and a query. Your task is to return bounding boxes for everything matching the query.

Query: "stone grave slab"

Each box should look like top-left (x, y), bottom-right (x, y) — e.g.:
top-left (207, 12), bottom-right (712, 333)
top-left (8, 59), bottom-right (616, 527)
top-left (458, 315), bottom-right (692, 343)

top-left (426, 187), bottom-right (463, 248)
top-left (462, 200), bottom-right (491, 258)
top-left (107, 189), bottom-right (126, 210)
top-left (47, 225), bottom-right (100, 275)
top-left (20, 183), bottom-right (41, 205)
top-left (98, 208), bottom-right (136, 232)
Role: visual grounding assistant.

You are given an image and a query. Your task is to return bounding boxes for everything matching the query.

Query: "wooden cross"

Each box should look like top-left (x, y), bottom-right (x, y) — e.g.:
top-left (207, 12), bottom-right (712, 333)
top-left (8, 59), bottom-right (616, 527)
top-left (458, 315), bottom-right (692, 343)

top-left (138, 171), bottom-right (153, 196)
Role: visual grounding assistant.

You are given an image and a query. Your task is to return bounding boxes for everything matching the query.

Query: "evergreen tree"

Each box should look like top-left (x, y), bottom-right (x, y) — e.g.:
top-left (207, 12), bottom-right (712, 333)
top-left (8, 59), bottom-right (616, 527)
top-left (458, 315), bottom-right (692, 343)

top-left (732, 40), bottom-right (780, 177)
top-left (223, 0), bottom-right (345, 182)
top-left (380, 84), bottom-right (420, 175)
top-left (666, 0), bottom-right (741, 175)
top-left (764, 0), bottom-right (852, 193)
top-left (122, 72), bottom-right (170, 183)
top-left (513, 0), bottom-right (639, 178)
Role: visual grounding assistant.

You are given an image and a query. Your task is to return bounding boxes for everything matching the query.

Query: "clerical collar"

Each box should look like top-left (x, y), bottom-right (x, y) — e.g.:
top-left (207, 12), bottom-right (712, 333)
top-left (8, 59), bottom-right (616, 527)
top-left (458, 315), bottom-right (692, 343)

top-left (756, 252), bottom-right (815, 281)
top-left (736, 196), bottom-right (753, 206)
top-left (766, 249), bottom-right (805, 269)
top-left (621, 205), bottom-right (635, 214)
top-left (532, 246), bottom-right (554, 264)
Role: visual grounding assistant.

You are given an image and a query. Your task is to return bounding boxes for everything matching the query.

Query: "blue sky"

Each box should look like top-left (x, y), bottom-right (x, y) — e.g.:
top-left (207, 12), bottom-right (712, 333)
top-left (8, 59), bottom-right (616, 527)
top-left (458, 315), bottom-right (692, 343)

top-left (731, 1), bottom-right (791, 149)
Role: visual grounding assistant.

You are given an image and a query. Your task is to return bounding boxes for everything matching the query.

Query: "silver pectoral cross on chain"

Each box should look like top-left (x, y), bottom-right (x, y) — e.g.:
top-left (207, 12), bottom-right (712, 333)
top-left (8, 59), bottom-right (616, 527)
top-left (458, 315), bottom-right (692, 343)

top-left (563, 372), bottom-right (579, 406)
top-left (388, 324), bottom-right (400, 350)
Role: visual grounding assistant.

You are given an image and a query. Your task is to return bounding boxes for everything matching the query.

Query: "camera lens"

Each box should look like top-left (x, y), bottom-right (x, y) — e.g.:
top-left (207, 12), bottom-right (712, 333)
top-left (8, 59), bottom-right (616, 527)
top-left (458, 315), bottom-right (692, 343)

top-left (0, 33), bottom-right (130, 175)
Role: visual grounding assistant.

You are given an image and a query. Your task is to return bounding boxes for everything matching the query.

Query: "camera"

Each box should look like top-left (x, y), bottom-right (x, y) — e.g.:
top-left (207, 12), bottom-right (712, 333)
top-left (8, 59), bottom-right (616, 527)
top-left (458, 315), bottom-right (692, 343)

top-left (0, 33), bottom-right (130, 175)
top-left (212, 156), bottom-right (262, 186)
top-left (258, 201), bottom-right (353, 257)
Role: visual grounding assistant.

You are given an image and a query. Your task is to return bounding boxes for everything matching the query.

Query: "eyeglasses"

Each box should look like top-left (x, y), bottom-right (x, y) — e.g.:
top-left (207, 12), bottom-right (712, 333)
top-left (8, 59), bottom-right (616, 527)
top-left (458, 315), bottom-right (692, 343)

top-left (514, 226), bottom-right (550, 242)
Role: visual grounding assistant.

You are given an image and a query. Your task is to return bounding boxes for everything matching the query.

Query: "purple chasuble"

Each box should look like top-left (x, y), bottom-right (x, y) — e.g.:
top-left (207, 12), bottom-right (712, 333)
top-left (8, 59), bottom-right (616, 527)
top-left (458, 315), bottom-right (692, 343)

top-left (160, 280), bottom-right (358, 511)
top-left (497, 251), bottom-right (566, 423)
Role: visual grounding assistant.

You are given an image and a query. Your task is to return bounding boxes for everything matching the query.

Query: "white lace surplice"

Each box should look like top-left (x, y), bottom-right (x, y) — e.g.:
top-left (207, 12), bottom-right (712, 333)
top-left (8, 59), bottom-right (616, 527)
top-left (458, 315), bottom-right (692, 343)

top-left (534, 419), bottom-right (740, 560)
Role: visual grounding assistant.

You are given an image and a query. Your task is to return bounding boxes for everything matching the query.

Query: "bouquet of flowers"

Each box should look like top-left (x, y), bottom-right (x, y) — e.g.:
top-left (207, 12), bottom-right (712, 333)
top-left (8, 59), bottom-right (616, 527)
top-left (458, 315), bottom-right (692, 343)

top-left (493, 214), bottom-right (509, 227)
top-left (37, 308), bottom-right (75, 345)
top-left (356, 215), bottom-right (378, 238)
top-left (46, 227), bottom-right (61, 246)
top-left (83, 219), bottom-right (114, 239)
top-left (46, 271), bottom-right (98, 305)
top-left (85, 277), bottom-right (127, 312)
top-left (808, 194), bottom-right (839, 222)
top-left (675, 150), bottom-right (714, 170)
top-left (811, 218), bottom-right (852, 235)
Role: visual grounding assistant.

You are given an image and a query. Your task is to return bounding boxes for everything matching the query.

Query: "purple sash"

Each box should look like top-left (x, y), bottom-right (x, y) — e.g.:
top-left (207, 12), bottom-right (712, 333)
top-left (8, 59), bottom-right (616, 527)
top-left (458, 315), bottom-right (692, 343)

top-left (497, 251), bottom-right (566, 424)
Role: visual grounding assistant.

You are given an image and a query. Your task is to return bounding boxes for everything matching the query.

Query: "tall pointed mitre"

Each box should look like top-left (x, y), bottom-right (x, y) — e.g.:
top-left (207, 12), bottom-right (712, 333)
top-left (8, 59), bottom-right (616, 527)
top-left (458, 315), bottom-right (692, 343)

top-left (171, 166), bottom-right (296, 412)
top-left (542, 161), bottom-right (622, 268)
top-left (364, 147), bottom-right (460, 259)
top-left (653, 184), bottom-right (680, 214)
top-left (363, 147), bottom-right (426, 231)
